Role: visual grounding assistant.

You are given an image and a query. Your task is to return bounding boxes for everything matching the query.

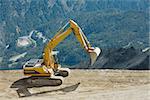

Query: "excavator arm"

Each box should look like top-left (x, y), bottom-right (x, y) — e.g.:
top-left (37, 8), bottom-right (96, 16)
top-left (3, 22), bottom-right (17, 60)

top-left (43, 20), bottom-right (101, 69)
top-left (23, 20), bottom-right (101, 88)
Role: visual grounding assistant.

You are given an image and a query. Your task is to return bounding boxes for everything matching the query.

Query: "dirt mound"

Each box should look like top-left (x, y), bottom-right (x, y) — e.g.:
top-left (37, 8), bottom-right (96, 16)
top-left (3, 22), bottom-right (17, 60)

top-left (73, 47), bottom-right (149, 70)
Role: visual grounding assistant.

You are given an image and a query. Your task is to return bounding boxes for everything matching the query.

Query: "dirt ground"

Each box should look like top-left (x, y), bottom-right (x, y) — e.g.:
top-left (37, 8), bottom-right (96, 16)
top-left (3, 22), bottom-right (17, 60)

top-left (0, 69), bottom-right (149, 100)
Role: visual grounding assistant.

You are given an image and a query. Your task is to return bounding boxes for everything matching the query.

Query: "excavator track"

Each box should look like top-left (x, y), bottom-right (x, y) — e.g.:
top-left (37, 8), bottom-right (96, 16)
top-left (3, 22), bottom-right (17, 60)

top-left (11, 76), bottom-right (64, 97)
top-left (11, 76), bottom-right (64, 89)
top-left (27, 76), bottom-right (64, 87)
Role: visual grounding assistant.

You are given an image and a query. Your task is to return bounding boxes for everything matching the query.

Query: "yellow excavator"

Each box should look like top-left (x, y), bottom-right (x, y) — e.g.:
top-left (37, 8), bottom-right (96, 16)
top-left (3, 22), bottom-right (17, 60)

top-left (22, 20), bottom-right (101, 87)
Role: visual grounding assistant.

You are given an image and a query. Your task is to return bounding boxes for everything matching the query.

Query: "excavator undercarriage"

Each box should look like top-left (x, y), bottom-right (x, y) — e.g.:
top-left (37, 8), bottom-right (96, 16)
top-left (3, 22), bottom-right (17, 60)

top-left (23, 59), bottom-right (70, 86)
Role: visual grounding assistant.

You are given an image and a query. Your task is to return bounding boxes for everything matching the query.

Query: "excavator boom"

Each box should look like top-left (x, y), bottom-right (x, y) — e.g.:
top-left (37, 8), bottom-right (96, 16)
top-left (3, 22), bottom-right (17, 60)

top-left (43, 20), bottom-right (101, 68)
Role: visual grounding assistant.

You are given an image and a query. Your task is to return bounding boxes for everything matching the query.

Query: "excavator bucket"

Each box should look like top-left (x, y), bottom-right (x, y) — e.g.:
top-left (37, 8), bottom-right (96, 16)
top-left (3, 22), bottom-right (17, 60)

top-left (89, 47), bottom-right (101, 66)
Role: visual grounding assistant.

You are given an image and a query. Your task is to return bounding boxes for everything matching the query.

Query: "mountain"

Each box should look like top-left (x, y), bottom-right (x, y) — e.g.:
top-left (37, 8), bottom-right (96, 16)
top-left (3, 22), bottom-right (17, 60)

top-left (0, 0), bottom-right (149, 69)
top-left (73, 47), bottom-right (149, 70)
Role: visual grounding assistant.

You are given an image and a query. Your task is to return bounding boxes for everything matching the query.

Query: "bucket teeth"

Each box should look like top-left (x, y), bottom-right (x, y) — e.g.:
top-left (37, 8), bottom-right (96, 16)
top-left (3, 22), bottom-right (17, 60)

top-left (90, 47), bottom-right (101, 65)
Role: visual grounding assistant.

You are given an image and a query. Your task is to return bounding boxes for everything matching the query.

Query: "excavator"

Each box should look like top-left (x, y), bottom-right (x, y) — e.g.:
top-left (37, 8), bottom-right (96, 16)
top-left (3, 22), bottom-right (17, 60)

top-left (13, 20), bottom-right (101, 89)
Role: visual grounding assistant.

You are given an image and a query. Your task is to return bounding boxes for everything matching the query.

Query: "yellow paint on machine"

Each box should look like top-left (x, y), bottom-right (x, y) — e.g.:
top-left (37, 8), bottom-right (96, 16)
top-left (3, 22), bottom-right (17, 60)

top-left (24, 66), bottom-right (51, 77)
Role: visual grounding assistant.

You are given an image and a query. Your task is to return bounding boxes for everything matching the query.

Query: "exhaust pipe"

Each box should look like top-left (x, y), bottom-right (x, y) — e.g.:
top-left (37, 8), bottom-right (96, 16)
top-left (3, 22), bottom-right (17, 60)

top-left (89, 47), bottom-right (101, 66)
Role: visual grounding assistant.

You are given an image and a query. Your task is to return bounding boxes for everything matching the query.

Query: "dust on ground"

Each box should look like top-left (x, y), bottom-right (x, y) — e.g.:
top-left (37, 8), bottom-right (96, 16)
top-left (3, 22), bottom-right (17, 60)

top-left (0, 69), bottom-right (149, 100)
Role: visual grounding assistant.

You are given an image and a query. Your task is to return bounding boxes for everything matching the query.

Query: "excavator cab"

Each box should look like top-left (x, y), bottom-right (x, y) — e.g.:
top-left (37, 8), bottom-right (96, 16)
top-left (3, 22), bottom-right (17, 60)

top-left (24, 59), bottom-right (43, 68)
top-left (23, 59), bottom-right (50, 76)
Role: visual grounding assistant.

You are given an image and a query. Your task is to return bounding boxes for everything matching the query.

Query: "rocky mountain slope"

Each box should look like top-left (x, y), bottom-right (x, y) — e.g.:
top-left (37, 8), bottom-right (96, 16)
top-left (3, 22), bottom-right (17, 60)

top-left (0, 0), bottom-right (149, 69)
top-left (74, 47), bottom-right (149, 70)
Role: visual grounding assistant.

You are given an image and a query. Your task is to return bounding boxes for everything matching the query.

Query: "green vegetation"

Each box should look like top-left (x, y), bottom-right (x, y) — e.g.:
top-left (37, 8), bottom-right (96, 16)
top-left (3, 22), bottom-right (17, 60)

top-left (0, 0), bottom-right (149, 69)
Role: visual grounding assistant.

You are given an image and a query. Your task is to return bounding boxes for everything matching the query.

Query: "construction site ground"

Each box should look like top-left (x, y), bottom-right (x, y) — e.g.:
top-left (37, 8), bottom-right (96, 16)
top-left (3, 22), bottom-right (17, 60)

top-left (0, 69), bottom-right (149, 100)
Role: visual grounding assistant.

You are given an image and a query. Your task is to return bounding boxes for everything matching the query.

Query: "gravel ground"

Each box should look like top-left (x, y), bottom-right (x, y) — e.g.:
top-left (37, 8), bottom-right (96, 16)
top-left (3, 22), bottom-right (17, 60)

top-left (0, 69), bottom-right (149, 100)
